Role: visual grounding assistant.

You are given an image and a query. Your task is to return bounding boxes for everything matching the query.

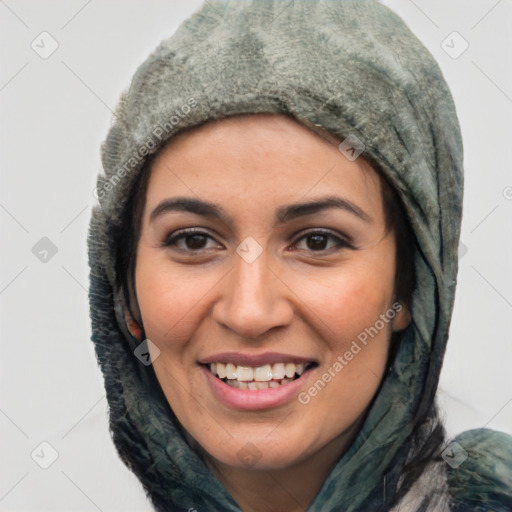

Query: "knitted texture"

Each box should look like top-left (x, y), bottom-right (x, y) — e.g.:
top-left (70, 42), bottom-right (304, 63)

top-left (87, 1), bottom-right (512, 510)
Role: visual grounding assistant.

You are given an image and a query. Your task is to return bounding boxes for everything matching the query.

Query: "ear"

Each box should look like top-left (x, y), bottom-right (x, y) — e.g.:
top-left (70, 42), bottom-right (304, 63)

top-left (392, 301), bottom-right (412, 332)
top-left (125, 307), bottom-right (143, 342)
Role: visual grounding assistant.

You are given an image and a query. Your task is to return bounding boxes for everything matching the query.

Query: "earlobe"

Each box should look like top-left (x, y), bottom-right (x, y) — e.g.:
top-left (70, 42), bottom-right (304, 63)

top-left (392, 302), bottom-right (412, 332)
top-left (125, 307), bottom-right (143, 342)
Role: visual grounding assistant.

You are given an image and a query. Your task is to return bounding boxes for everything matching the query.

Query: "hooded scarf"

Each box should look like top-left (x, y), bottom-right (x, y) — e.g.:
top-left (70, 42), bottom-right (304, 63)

top-left (87, 1), bottom-right (512, 510)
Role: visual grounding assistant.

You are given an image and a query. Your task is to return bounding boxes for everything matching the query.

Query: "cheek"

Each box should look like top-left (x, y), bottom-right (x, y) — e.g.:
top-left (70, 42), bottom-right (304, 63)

top-left (339, 276), bottom-right (387, 327)
top-left (134, 249), bottom-right (207, 346)
top-left (304, 259), bottom-right (395, 341)
top-left (297, 262), bottom-right (396, 420)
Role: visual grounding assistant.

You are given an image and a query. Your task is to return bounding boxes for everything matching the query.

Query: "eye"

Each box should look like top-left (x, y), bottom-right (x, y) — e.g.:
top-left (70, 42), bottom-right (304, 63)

top-left (292, 229), bottom-right (353, 252)
top-left (162, 228), bottom-right (222, 252)
top-left (162, 228), bottom-right (353, 254)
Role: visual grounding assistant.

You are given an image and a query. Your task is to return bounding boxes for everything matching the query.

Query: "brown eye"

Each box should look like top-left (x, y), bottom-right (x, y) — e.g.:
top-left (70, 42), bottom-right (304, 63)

top-left (294, 230), bottom-right (352, 252)
top-left (162, 229), bottom-right (221, 252)
top-left (183, 234), bottom-right (208, 250)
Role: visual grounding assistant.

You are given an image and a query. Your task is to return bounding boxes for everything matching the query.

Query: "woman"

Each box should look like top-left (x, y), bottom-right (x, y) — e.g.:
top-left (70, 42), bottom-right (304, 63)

top-left (87, 1), bottom-right (512, 511)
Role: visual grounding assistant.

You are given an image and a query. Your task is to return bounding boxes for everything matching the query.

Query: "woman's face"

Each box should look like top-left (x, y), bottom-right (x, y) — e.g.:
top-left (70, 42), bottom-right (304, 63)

top-left (135, 113), bottom-right (410, 472)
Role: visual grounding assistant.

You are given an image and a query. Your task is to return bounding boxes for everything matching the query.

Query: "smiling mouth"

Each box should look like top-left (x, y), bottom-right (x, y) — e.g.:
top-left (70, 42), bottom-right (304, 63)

top-left (204, 361), bottom-right (318, 390)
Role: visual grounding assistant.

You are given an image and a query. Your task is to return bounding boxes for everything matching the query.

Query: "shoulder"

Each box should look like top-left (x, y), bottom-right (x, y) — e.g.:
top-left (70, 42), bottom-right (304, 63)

top-left (445, 428), bottom-right (512, 511)
top-left (391, 428), bottom-right (512, 512)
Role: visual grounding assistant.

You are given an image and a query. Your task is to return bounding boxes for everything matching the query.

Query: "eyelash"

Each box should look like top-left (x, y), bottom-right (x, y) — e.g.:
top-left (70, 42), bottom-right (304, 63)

top-left (162, 227), bottom-right (354, 254)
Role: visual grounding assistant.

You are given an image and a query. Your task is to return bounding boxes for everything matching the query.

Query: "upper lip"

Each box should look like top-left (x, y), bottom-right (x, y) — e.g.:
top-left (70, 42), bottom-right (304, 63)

top-left (198, 352), bottom-right (318, 367)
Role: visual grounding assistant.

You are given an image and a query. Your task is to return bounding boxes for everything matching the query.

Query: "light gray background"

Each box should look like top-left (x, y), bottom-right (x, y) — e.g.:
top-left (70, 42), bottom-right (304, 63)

top-left (1, 1), bottom-right (511, 510)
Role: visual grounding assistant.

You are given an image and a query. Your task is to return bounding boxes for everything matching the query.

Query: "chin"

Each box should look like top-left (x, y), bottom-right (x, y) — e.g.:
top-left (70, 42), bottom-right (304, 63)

top-left (196, 431), bottom-right (314, 472)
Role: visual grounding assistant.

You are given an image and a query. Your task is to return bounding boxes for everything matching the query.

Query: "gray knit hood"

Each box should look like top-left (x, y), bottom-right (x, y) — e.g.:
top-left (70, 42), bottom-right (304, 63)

top-left (87, 1), bottom-right (512, 511)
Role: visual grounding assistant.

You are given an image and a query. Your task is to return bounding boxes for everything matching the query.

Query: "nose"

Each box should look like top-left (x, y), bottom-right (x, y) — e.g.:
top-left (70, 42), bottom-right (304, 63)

top-left (212, 249), bottom-right (294, 339)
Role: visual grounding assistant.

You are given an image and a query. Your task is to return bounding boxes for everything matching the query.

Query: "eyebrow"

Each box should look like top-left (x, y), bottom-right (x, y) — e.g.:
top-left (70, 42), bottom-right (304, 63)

top-left (149, 195), bottom-right (373, 227)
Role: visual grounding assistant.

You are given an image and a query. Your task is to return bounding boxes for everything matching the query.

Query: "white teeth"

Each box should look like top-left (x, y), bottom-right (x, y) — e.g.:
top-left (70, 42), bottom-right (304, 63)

top-left (223, 376), bottom-right (300, 389)
top-left (272, 363), bottom-right (285, 380)
top-left (237, 366), bottom-right (254, 381)
top-left (225, 363), bottom-right (237, 380)
top-left (209, 361), bottom-right (315, 384)
top-left (285, 363), bottom-right (296, 378)
top-left (254, 364), bottom-right (272, 382)
top-left (216, 362), bottom-right (226, 379)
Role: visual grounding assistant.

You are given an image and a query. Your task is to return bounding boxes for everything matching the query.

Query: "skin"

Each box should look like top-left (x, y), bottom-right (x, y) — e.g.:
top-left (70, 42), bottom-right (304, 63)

top-left (134, 113), bottom-right (411, 512)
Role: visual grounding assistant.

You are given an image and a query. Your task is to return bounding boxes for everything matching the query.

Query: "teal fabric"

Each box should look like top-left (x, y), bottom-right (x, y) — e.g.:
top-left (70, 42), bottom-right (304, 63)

top-left (447, 429), bottom-right (512, 511)
top-left (87, 1), bottom-right (512, 510)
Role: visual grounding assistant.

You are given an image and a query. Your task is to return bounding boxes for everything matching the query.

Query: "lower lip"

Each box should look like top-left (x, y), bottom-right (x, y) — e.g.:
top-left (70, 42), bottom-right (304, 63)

top-left (200, 365), bottom-right (315, 411)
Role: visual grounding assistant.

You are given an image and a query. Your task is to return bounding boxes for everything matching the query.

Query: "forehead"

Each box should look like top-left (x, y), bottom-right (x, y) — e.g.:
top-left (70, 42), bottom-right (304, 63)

top-left (155, 113), bottom-right (346, 162)
top-left (145, 113), bottom-right (384, 222)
